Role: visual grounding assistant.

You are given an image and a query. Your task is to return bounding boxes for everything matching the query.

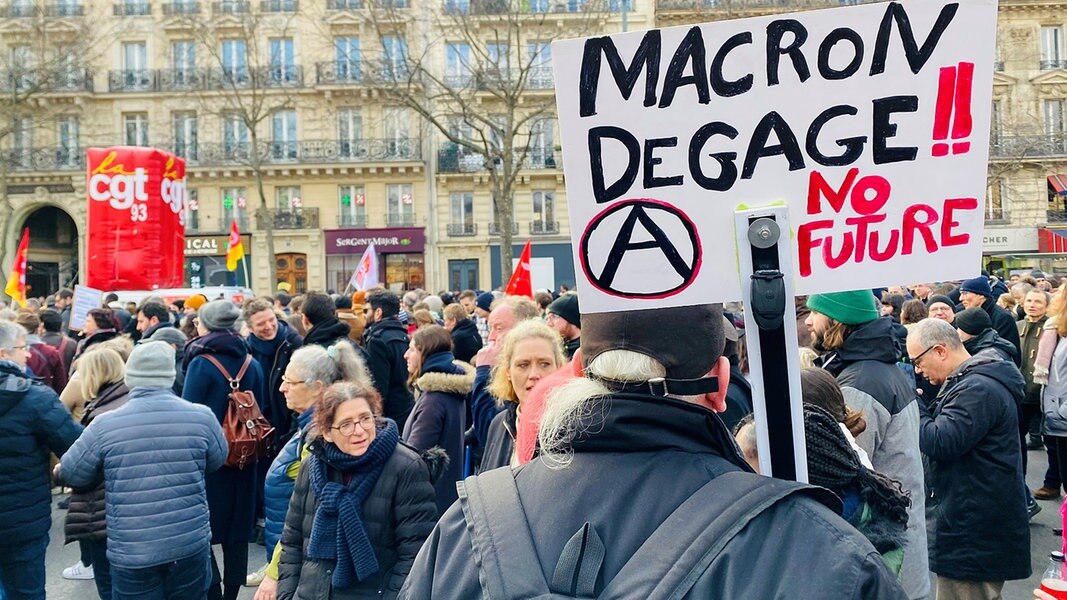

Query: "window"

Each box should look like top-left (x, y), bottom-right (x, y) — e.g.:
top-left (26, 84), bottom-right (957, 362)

top-left (528, 42), bottom-right (552, 87)
top-left (1048, 99), bottom-right (1067, 153)
top-left (490, 194), bottom-right (514, 234)
top-left (338, 184), bottom-right (366, 227)
top-left (532, 191), bottom-right (555, 230)
top-left (450, 191), bottom-right (475, 235)
top-left (338, 108), bottom-right (363, 157)
top-left (10, 0), bottom-right (34, 16)
top-left (487, 43), bottom-right (509, 75)
top-left (185, 189), bottom-right (199, 231)
top-left (381, 35), bottom-right (408, 80)
top-left (334, 37), bottom-right (361, 82)
top-left (221, 187), bottom-right (249, 230)
top-left (124, 113), bottom-right (149, 146)
top-left (530, 118), bottom-right (555, 166)
top-left (122, 42), bottom-right (149, 90)
top-left (53, 47), bottom-right (81, 89)
top-left (276, 186), bottom-right (301, 211)
top-left (223, 113), bottom-right (249, 159)
top-left (269, 38), bottom-right (296, 84)
top-left (271, 110), bottom-right (297, 159)
top-left (173, 112), bottom-right (198, 160)
top-left (11, 117), bottom-right (32, 167)
top-left (221, 39), bottom-right (248, 85)
top-left (387, 184), bottom-right (414, 225)
top-left (1043, 26), bottom-right (1065, 70)
top-left (446, 43), bottom-right (472, 88)
top-left (383, 107), bottom-right (409, 158)
top-left (172, 41), bottom-right (196, 86)
top-left (10, 45), bottom-right (32, 89)
top-left (986, 182), bottom-right (1005, 221)
top-left (991, 100), bottom-right (1002, 144)
top-left (57, 116), bottom-right (79, 166)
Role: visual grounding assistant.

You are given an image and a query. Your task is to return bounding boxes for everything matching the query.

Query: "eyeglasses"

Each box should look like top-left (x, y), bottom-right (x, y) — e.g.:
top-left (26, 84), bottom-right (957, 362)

top-left (909, 344), bottom-right (941, 369)
top-left (330, 415), bottom-right (378, 436)
top-left (7, 345), bottom-right (26, 352)
top-left (281, 375), bottom-right (310, 386)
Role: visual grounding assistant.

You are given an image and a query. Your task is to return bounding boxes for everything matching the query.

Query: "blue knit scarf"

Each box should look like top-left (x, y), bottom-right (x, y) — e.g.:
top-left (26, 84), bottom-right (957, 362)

top-left (306, 419), bottom-right (399, 588)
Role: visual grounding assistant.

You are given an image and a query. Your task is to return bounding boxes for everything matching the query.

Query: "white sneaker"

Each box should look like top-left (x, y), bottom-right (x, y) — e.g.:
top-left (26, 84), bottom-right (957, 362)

top-left (62, 561), bottom-right (94, 580)
top-left (245, 564), bottom-right (267, 587)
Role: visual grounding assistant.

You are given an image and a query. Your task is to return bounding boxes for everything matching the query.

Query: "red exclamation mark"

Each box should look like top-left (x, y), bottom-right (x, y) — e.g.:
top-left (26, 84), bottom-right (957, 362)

top-left (951, 62), bottom-right (974, 155)
top-left (932, 65), bottom-right (956, 157)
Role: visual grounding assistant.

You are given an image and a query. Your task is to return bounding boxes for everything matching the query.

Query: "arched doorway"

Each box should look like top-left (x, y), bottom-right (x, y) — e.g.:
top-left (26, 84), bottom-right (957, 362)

top-left (22, 206), bottom-right (78, 298)
top-left (275, 253), bottom-right (307, 294)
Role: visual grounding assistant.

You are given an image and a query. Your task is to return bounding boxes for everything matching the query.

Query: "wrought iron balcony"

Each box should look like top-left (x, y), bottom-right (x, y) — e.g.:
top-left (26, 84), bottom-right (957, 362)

top-left (990, 134), bottom-right (1067, 159)
top-left (338, 213), bottom-right (367, 227)
top-left (261, 0), bottom-right (297, 10)
top-left (258, 208), bottom-right (319, 230)
top-left (114, 1), bottom-right (151, 15)
top-left (173, 139), bottom-right (422, 167)
top-left (213, 0), bottom-right (249, 12)
top-left (162, 1), bottom-right (201, 14)
top-left (448, 222), bottom-right (478, 236)
top-left (472, 68), bottom-right (554, 91)
top-left (45, 3), bottom-right (85, 16)
top-left (525, 152), bottom-right (557, 169)
top-left (109, 67), bottom-right (305, 92)
top-left (315, 61), bottom-right (363, 84)
top-left (0, 68), bottom-right (93, 93)
top-left (530, 220), bottom-right (558, 234)
top-left (1049, 211), bottom-right (1067, 224)
top-left (3, 148), bottom-right (85, 172)
top-left (159, 68), bottom-right (206, 91)
top-left (328, 0), bottom-right (364, 7)
top-left (446, 0), bottom-right (599, 13)
top-left (387, 211), bottom-right (415, 226)
top-left (108, 69), bottom-right (157, 92)
top-left (489, 221), bottom-right (518, 236)
top-left (1, 3), bottom-right (38, 17)
top-left (439, 147), bottom-right (557, 172)
top-left (656, 0), bottom-right (878, 11)
top-left (1042, 59), bottom-right (1067, 71)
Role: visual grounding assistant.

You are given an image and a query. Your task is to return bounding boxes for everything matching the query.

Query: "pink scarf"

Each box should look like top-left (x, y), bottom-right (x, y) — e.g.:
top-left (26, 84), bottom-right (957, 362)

top-left (1034, 318), bottom-right (1061, 385)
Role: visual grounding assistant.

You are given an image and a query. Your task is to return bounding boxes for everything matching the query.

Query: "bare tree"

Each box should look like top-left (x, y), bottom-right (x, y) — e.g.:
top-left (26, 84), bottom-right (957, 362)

top-left (174, 0), bottom-right (307, 276)
top-left (364, 0), bottom-right (612, 279)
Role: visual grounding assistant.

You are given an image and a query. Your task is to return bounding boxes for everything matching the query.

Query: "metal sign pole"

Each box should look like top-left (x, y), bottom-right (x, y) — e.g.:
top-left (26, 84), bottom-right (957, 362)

top-left (734, 205), bottom-right (807, 482)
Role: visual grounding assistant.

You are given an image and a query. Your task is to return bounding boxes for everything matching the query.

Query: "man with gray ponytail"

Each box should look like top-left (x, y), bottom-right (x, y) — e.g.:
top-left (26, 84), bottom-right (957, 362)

top-left (401, 304), bottom-right (906, 599)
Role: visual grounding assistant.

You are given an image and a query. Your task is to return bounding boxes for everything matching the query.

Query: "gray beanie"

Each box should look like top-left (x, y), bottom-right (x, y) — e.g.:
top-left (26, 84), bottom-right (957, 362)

top-left (125, 341), bottom-right (176, 389)
top-left (199, 300), bottom-right (241, 332)
top-left (147, 327), bottom-right (187, 348)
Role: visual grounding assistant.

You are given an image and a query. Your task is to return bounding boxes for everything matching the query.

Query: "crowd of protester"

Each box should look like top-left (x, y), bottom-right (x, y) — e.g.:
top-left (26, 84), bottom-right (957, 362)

top-left (0, 269), bottom-right (1064, 599)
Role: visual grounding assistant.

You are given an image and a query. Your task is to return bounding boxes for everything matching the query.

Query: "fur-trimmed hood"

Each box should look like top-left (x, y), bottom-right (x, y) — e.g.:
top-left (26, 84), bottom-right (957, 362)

top-left (415, 360), bottom-right (475, 395)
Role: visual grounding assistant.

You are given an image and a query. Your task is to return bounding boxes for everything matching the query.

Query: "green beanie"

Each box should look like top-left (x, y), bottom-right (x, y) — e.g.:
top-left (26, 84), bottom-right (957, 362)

top-left (806, 290), bottom-right (880, 326)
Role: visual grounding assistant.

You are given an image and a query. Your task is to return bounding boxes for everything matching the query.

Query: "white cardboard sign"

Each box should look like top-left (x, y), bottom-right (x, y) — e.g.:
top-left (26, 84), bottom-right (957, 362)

top-left (553, 0), bottom-right (997, 314)
top-left (69, 285), bottom-right (104, 331)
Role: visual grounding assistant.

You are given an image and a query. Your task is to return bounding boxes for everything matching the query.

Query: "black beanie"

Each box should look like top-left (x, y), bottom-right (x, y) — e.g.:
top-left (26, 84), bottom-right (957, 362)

top-left (926, 294), bottom-right (955, 310)
top-left (547, 294), bottom-right (580, 328)
top-left (955, 307), bottom-right (992, 336)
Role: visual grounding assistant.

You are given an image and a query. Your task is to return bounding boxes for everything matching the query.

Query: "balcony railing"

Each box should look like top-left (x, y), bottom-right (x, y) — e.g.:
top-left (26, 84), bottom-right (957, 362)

top-left (448, 222), bottom-right (478, 236)
top-left (261, 0), bottom-right (297, 10)
top-left (114, 2), bottom-right (151, 15)
top-left (489, 221), bottom-right (519, 236)
top-left (990, 134), bottom-right (1067, 159)
top-left (656, 0), bottom-right (879, 11)
top-left (163, 1), bottom-right (201, 13)
top-left (213, 0), bottom-right (249, 12)
top-left (1042, 60), bottom-right (1067, 71)
top-left (108, 66), bottom-right (305, 92)
top-left (0, 68), bottom-right (93, 93)
top-left (108, 69), bottom-right (155, 92)
top-left (316, 61), bottom-right (363, 84)
top-left (438, 147), bottom-right (557, 172)
top-left (1049, 211), bottom-right (1067, 224)
top-left (4, 148), bottom-right (85, 172)
top-left (328, 0), bottom-right (364, 7)
top-left (258, 208), bottom-right (319, 230)
top-left (387, 211), bottom-right (415, 226)
top-left (445, 0), bottom-right (602, 13)
top-left (530, 220), bottom-right (559, 234)
top-left (1, 3), bottom-right (38, 17)
top-left (338, 213), bottom-right (367, 227)
top-left (45, 3), bottom-right (85, 16)
top-left (477, 67), bottom-right (553, 90)
top-left (172, 139), bottom-right (421, 166)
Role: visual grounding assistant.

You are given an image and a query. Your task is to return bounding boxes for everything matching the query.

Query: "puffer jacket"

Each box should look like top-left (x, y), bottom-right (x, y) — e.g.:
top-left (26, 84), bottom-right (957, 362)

top-left (399, 393), bottom-right (906, 599)
top-left (276, 439), bottom-right (440, 600)
top-left (0, 360), bottom-right (82, 542)
top-left (264, 407), bottom-right (315, 558)
top-left (1043, 334), bottom-right (1067, 437)
top-left (962, 328), bottom-right (1019, 365)
top-left (817, 317), bottom-right (928, 600)
top-left (64, 380), bottom-right (130, 544)
top-left (59, 386), bottom-right (228, 568)
top-left (921, 354), bottom-right (1030, 582)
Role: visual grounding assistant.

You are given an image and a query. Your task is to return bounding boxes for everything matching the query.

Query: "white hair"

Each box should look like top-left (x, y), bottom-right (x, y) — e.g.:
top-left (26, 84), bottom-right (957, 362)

top-left (288, 342), bottom-right (373, 389)
top-left (908, 317), bottom-right (964, 351)
top-left (0, 320), bottom-right (25, 350)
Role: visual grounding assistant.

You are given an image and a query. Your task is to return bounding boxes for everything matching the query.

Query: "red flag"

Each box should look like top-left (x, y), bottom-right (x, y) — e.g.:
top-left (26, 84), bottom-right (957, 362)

top-left (4, 228), bottom-right (28, 307)
top-left (505, 240), bottom-right (533, 298)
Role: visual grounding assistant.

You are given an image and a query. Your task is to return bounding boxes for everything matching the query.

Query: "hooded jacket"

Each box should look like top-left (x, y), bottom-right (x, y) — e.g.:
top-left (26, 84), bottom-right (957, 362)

top-left (449, 318), bottom-right (482, 365)
top-left (399, 394), bottom-right (906, 599)
top-left (247, 319), bottom-right (304, 447)
top-left (264, 406), bottom-right (315, 559)
top-left (304, 317), bottom-right (354, 350)
top-left (817, 317), bottom-right (929, 599)
top-left (1042, 334), bottom-right (1067, 437)
top-left (364, 318), bottom-right (415, 431)
top-left (0, 360), bottom-right (82, 542)
top-left (403, 354), bottom-right (473, 514)
top-left (1020, 316), bottom-right (1048, 406)
top-left (962, 328), bottom-right (1019, 365)
top-left (921, 354), bottom-right (1030, 582)
top-left (980, 296), bottom-right (1022, 366)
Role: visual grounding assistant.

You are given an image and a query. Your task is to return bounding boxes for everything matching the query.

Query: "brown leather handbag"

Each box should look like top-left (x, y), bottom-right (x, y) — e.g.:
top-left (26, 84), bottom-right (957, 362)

top-left (203, 355), bottom-right (275, 469)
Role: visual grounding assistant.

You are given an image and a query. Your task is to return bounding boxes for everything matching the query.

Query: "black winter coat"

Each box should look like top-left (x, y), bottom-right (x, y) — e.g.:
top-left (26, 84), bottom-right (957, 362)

top-left (400, 394), bottom-right (907, 599)
top-left (478, 404), bottom-right (516, 474)
top-left (982, 297), bottom-right (1022, 366)
top-left (449, 319), bottom-right (482, 365)
top-left (364, 319), bottom-right (415, 431)
top-left (963, 328), bottom-right (1019, 365)
top-left (920, 354), bottom-right (1031, 582)
top-left (0, 361), bottom-right (82, 542)
top-left (64, 380), bottom-right (130, 544)
top-left (276, 440), bottom-right (439, 600)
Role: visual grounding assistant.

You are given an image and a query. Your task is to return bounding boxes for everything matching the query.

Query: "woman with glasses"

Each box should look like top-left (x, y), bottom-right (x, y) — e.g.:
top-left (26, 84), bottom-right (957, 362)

top-left (401, 325), bottom-right (473, 514)
top-left (253, 342), bottom-right (372, 600)
top-left (275, 382), bottom-right (438, 600)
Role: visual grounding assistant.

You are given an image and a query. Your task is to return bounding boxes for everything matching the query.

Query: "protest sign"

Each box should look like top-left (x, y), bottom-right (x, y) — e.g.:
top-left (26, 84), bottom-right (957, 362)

top-left (69, 285), bottom-right (104, 331)
top-left (86, 147), bottom-right (187, 290)
top-left (553, 0), bottom-right (997, 313)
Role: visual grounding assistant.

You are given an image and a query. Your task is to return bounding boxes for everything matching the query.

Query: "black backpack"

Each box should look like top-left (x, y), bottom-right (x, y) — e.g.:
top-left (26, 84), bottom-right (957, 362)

top-left (459, 468), bottom-right (838, 599)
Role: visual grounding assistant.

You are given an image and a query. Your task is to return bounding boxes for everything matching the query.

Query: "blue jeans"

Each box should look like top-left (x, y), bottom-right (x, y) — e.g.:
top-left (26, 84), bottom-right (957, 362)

top-left (110, 548), bottom-right (211, 600)
top-left (0, 534), bottom-right (47, 600)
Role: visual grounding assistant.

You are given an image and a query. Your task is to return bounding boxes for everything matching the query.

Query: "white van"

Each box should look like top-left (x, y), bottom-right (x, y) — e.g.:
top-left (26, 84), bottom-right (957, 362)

top-left (107, 286), bottom-right (256, 307)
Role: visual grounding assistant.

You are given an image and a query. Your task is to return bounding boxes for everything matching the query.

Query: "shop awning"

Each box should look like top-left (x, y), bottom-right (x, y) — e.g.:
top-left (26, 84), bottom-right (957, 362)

top-left (1039, 227), bottom-right (1067, 253)
top-left (1049, 174), bottom-right (1067, 195)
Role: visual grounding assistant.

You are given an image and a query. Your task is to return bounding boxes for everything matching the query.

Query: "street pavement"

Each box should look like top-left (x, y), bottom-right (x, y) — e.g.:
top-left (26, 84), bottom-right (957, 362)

top-left (41, 445), bottom-right (1064, 599)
